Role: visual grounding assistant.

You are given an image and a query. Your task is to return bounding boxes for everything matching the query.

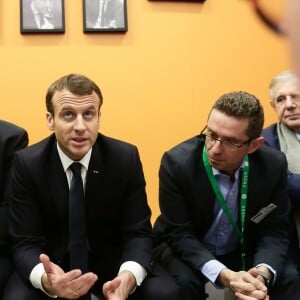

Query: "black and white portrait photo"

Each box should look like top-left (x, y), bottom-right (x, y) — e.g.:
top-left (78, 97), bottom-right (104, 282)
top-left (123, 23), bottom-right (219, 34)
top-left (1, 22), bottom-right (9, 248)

top-left (83, 0), bottom-right (127, 32)
top-left (20, 0), bottom-right (65, 33)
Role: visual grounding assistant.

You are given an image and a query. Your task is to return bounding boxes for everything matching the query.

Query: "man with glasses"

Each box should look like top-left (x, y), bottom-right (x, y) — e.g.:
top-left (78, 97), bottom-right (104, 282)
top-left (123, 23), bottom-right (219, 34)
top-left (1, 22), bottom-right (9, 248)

top-left (153, 91), bottom-right (300, 299)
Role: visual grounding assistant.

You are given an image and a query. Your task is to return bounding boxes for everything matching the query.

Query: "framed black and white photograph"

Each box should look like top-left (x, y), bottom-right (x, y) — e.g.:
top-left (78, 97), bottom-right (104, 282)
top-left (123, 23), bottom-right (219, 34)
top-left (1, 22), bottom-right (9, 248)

top-left (20, 0), bottom-right (65, 33)
top-left (83, 0), bottom-right (128, 33)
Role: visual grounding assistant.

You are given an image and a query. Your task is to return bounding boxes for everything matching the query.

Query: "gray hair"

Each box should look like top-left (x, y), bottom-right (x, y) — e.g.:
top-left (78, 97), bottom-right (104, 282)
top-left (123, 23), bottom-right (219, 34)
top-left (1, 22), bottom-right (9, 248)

top-left (269, 70), bottom-right (299, 101)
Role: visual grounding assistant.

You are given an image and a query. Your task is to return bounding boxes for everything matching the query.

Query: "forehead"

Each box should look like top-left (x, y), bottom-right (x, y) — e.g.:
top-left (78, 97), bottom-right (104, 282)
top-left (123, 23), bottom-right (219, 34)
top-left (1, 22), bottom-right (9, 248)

top-left (273, 77), bottom-right (300, 96)
top-left (207, 109), bottom-right (249, 137)
top-left (52, 89), bottom-right (100, 109)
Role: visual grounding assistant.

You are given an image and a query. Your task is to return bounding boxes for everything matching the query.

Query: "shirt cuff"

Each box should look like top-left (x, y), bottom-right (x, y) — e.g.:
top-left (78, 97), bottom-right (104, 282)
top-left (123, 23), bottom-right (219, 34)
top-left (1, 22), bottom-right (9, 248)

top-left (29, 263), bottom-right (57, 298)
top-left (118, 261), bottom-right (147, 294)
top-left (201, 259), bottom-right (227, 288)
top-left (255, 263), bottom-right (277, 285)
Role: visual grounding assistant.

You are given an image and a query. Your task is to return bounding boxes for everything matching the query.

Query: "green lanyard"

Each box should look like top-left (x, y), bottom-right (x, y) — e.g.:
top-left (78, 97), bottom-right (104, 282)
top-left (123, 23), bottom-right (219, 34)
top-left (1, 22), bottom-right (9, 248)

top-left (202, 146), bottom-right (249, 270)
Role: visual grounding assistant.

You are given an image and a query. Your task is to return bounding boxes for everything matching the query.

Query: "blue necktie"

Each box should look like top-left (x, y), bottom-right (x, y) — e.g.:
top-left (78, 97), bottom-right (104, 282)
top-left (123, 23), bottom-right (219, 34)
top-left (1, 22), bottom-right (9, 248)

top-left (69, 163), bottom-right (91, 300)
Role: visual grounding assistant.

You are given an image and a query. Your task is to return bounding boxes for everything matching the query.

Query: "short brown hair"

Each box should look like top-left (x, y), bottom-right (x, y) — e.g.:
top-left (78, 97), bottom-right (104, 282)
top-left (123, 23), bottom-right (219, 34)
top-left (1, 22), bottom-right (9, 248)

top-left (210, 91), bottom-right (264, 140)
top-left (46, 73), bottom-right (103, 116)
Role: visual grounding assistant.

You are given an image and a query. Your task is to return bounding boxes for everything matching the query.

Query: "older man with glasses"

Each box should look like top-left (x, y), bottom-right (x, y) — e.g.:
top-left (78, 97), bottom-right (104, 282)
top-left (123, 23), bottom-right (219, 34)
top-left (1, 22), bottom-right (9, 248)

top-left (153, 91), bottom-right (300, 300)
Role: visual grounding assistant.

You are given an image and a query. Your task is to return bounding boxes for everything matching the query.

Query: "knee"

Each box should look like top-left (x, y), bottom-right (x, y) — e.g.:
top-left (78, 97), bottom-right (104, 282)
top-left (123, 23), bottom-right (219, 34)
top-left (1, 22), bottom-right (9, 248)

top-left (3, 272), bottom-right (42, 300)
top-left (142, 284), bottom-right (180, 300)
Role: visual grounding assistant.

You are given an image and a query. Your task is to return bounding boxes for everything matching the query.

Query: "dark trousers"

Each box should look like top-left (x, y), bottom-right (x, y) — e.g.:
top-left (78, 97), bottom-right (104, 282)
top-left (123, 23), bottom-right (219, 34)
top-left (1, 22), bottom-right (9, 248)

top-left (155, 244), bottom-right (300, 300)
top-left (3, 263), bottom-right (180, 300)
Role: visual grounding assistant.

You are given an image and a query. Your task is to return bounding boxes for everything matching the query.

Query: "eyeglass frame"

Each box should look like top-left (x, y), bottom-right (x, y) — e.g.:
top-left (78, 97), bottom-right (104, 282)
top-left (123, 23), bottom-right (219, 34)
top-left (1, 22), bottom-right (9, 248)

top-left (200, 126), bottom-right (252, 151)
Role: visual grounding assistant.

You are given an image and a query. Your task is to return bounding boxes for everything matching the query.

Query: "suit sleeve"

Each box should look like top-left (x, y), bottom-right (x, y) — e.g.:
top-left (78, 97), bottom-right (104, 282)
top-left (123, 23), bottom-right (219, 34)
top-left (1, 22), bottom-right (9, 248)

top-left (2, 128), bottom-right (29, 205)
top-left (9, 152), bottom-right (45, 282)
top-left (158, 152), bottom-right (216, 271)
top-left (0, 127), bottom-right (28, 252)
top-left (119, 146), bottom-right (153, 271)
top-left (250, 153), bottom-right (291, 276)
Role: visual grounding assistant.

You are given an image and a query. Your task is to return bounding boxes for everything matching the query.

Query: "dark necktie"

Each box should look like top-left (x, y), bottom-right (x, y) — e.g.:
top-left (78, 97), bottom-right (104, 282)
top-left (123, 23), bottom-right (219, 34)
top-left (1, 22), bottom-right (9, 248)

top-left (69, 163), bottom-right (91, 300)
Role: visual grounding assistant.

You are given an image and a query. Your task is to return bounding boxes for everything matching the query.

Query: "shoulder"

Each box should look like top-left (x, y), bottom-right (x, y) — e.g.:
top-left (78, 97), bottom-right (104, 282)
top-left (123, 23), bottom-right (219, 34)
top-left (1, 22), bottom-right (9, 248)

top-left (16, 134), bottom-right (55, 160)
top-left (161, 135), bottom-right (204, 168)
top-left (96, 133), bottom-right (138, 151)
top-left (0, 120), bottom-right (27, 139)
top-left (93, 134), bottom-right (143, 170)
top-left (95, 133), bottom-right (140, 159)
top-left (165, 135), bottom-right (203, 157)
top-left (261, 123), bottom-right (279, 148)
top-left (250, 143), bottom-right (286, 167)
top-left (262, 123), bottom-right (277, 136)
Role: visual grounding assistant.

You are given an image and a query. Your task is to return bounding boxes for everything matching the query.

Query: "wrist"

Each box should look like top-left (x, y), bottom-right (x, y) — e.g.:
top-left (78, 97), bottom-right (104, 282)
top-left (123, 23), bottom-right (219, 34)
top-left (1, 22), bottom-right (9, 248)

top-left (256, 269), bottom-right (272, 288)
top-left (218, 268), bottom-right (234, 287)
top-left (118, 270), bottom-right (137, 295)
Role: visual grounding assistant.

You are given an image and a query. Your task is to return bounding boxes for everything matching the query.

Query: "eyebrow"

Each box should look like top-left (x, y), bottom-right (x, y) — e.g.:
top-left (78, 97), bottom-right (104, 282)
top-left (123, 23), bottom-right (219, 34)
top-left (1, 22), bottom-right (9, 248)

top-left (207, 128), bottom-right (242, 142)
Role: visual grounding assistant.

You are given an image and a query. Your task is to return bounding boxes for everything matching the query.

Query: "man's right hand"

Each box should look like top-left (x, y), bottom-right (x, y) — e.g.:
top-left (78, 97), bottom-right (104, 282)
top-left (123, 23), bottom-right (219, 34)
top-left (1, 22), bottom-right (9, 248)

top-left (40, 253), bottom-right (98, 299)
top-left (218, 268), bottom-right (268, 300)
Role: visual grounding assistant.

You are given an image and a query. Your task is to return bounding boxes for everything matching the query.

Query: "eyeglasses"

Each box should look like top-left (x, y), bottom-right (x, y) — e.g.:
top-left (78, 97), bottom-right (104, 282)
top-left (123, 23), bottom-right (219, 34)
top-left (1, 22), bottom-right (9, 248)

top-left (201, 127), bottom-right (251, 151)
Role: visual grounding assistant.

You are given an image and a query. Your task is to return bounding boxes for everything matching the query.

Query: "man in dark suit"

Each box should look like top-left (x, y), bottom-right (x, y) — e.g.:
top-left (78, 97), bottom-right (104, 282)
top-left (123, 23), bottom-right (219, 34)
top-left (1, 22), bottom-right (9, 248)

top-left (4, 74), bottom-right (178, 300)
top-left (0, 120), bottom-right (28, 297)
top-left (153, 91), bottom-right (300, 299)
top-left (262, 70), bottom-right (300, 210)
top-left (262, 70), bottom-right (300, 284)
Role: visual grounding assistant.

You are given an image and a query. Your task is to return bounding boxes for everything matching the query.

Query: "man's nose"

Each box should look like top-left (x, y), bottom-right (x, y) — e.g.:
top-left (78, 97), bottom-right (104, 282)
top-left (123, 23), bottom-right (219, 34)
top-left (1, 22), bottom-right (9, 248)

top-left (285, 95), bottom-right (297, 108)
top-left (210, 140), bottom-right (223, 152)
top-left (74, 116), bottom-right (86, 129)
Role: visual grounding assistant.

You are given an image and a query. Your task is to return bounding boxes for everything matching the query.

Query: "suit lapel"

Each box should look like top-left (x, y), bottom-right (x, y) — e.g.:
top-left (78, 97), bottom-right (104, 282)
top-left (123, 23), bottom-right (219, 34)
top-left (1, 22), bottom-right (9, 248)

top-left (49, 146), bottom-right (69, 223)
top-left (85, 141), bottom-right (104, 205)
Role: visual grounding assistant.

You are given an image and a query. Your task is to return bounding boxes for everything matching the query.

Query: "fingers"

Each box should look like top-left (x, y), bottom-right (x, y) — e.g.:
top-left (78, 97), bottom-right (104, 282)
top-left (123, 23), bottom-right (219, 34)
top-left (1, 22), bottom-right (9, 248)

top-left (40, 253), bottom-right (51, 272)
top-left (67, 272), bottom-right (98, 297)
top-left (231, 280), bottom-right (268, 300)
top-left (103, 277), bottom-right (122, 297)
top-left (235, 290), bottom-right (268, 300)
top-left (237, 271), bottom-right (267, 292)
top-left (228, 271), bottom-right (268, 300)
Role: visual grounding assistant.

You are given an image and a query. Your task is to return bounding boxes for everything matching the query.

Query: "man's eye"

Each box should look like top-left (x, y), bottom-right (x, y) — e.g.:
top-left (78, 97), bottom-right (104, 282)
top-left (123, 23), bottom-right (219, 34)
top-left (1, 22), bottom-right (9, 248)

top-left (84, 111), bottom-right (95, 118)
top-left (292, 94), bottom-right (300, 101)
top-left (63, 112), bottom-right (74, 119)
top-left (276, 95), bottom-right (286, 103)
top-left (224, 139), bottom-right (235, 145)
top-left (208, 133), bottom-right (217, 139)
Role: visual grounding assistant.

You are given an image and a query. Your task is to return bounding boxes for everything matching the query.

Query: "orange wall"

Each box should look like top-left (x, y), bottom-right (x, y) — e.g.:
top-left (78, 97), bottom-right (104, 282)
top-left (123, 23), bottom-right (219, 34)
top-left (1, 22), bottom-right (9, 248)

top-left (0, 0), bottom-right (291, 222)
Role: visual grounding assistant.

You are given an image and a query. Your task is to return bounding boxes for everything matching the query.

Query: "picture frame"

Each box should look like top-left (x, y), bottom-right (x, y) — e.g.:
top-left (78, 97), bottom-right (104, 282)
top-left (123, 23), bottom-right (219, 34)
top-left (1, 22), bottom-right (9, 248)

top-left (83, 0), bottom-right (128, 33)
top-left (20, 0), bottom-right (65, 33)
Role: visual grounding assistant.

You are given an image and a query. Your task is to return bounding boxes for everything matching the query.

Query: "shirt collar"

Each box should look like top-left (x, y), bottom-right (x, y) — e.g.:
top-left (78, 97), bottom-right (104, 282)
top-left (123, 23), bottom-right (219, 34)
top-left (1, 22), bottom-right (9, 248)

top-left (212, 160), bottom-right (246, 181)
top-left (56, 143), bottom-right (92, 172)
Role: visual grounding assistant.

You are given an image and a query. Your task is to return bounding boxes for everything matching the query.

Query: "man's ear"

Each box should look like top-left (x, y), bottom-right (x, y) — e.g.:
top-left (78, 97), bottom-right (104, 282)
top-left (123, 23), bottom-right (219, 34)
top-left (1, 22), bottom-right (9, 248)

top-left (98, 111), bottom-right (101, 130)
top-left (270, 100), bottom-right (276, 110)
top-left (248, 137), bottom-right (265, 154)
top-left (46, 112), bottom-right (54, 131)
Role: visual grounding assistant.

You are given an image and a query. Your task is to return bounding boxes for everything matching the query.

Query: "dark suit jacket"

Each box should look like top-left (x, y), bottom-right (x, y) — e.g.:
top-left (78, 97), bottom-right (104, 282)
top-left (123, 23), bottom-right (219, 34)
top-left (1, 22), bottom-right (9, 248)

top-left (0, 120), bottom-right (28, 254)
top-left (262, 123), bottom-right (300, 209)
top-left (154, 134), bottom-right (290, 277)
top-left (9, 133), bottom-right (153, 291)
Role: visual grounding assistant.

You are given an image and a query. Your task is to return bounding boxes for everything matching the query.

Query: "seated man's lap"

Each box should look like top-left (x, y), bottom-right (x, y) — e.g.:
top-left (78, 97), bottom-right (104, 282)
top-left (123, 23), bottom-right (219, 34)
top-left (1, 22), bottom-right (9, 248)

top-left (154, 244), bottom-right (208, 300)
top-left (3, 271), bottom-right (44, 300)
top-left (0, 256), bottom-right (13, 298)
top-left (4, 265), bottom-right (180, 300)
top-left (131, 261), bottom-right (180, 300)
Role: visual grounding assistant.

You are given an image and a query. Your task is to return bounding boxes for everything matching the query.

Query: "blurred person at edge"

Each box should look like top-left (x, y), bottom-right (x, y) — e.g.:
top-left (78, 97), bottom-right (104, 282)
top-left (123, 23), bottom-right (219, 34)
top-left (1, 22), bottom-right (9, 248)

top-left (0, 120), bottom-right (28, 297)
